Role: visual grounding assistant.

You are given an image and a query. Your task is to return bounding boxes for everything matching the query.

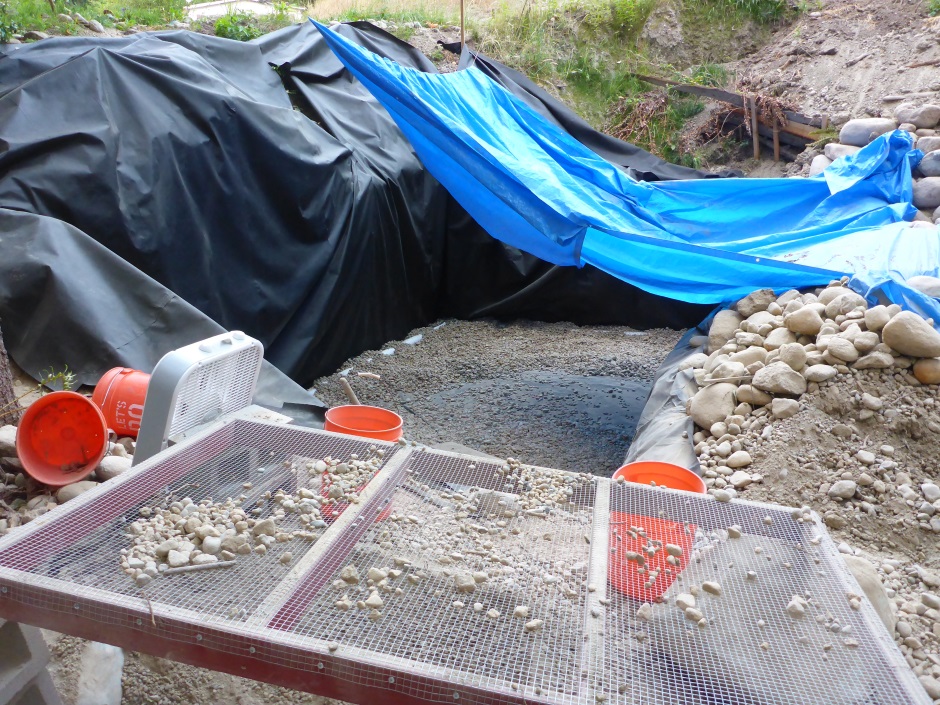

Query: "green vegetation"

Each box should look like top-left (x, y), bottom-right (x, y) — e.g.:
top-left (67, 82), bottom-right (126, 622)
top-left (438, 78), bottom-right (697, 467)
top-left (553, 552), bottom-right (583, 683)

top-left (606, 88), bottom-right (705, 167)
top-left (1, 0), bottom-right (187, 38)
top-left (0, 366), bottom-right (76, 422)
top-left (81, 0), bottom-right (187, 27)
top-left (1, 0), bottom-right (802, 167)
top-left (929, 0), bottom-right (940, 16)
top-left (214, 11), bottom-right (265, 40)
top-left (710, 0), bottom-right (789, 24)
top-left (212, 3), bottom-right (294, 40)
top-left (326, 5), bottom-right (457, 26)
top-left (0, 2), bottom-right (20, 43)
top-left (688, 62), bottom-right (728, 88)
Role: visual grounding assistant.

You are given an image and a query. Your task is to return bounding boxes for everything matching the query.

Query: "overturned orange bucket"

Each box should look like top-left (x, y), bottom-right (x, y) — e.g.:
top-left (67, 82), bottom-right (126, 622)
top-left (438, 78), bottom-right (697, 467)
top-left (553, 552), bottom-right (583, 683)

top-left (613, 461), bottom-right (706, 494)
top-left (324, 405), bottom-right (403, 442)
top-left (92, 367), bottom-right (150, 438)
top-left (16, 391), bottom-right (109, 487)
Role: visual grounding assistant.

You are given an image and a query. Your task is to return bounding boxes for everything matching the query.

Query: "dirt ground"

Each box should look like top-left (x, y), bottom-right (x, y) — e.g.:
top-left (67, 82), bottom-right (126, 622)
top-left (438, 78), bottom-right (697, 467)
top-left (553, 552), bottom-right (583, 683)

top-left (731, 0), bottom-right (940, 121)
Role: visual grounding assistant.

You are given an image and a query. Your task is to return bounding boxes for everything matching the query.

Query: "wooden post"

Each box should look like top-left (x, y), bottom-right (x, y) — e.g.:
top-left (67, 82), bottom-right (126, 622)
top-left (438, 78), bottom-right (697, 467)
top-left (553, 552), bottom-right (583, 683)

top-left (772, 126), bottom-right (781, 162)
top-left (0, 324), bottom-right (20, 424)
top-left (749, 95), bottom-right (760, 160)
top-left (459, 0), bottom-right (465, 50)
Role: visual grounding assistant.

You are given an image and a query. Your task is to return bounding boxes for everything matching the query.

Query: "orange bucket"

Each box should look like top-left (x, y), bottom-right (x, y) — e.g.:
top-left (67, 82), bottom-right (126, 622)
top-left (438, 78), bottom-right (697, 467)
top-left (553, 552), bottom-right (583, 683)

top-left (323, 405), bottom-right (403, 442)
top-left (609, 512), bottom-right (695, 601)
top-left (613, 461), bottom-right (706, 494)
top-left (92, 367), bottom-right (150, 437)
top-left (16, 391), bottom-right (109, 487)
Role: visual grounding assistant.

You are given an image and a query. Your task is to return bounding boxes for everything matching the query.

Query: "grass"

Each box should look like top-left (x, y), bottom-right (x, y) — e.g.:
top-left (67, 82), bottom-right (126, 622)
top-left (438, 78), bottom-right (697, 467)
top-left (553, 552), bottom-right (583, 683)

top-left (929, 0), bottom-right (940, 16)
top-left (301, 0), bottom-right (727, 161)
top-left (211, 4), bottom-right (294, 40)
top-left (711, 0), bottom-right (789, 24)
top-left (1, 0), bottom-right (187, 38)
top-left (305, 0), bottom-right (463, 25)
top-left (474, 0), bottom-right (655, 124)
top-left (606, 88), bottom-right (705, 167)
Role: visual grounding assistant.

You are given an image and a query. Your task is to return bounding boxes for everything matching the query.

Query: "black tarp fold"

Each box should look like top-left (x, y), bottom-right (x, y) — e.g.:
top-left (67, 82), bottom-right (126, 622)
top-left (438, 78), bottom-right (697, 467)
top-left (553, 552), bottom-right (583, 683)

top-left (0, 22), bottom-right (710, 393)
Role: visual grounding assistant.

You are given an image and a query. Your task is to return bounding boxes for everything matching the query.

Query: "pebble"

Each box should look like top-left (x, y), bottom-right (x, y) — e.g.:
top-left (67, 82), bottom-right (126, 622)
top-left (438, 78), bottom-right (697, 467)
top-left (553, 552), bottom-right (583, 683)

top-left (96, 455), bottom-right (132, 482)
top-left (702, 581), bottom-right (722, 596)
top-left (882, 311), bottom-right (940, 357)
top-left (252, 518), bottom-right (276, 537)
top-left (752, 362), bottom-right (807, 396)
top-left (726, 451), bottom-right (753, 469)
top-left (922, 593), bottom-right (940, 610)
top-left (786, 596), bottom-right (808, 619)
top-left (828, 480), bottom-right (857, 500)
top-left (524, 619), bottom-right (544, 633)
top-left (675, 594), bottom-right (696, 610)
top-left (167, 550), bottom-right (190, 568)
top-left (454, 572), bottom-right (476, 593)
top-left (913, 358), bottom-right (940, 384)
top-left (56, 481), bottom-right (99, 503)
top-left (922, 483), bottom-right (940, 503)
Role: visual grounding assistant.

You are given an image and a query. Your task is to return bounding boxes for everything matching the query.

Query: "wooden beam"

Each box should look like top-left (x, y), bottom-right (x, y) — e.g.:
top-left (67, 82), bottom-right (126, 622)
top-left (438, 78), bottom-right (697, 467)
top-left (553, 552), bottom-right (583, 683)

top-left (749, 95), bottom-right (760, 159)
top-left (773, 126), bottom-right (781, 162)
top-left (632, 73), bottom-right (826, 142)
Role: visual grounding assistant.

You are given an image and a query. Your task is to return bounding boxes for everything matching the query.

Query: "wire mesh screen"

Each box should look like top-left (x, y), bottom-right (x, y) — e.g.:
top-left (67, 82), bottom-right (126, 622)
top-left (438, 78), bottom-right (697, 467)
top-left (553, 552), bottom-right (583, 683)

top-left (600, 484), bottom-right (925, 705)
top-left (169, 345), bottom-right (262, 437)
top-left (0, 425), bottom-right (928, 705)
top-left (0, 420), bottom-right (399, 624)
top-left (273, 450), bottom-right (600, 701)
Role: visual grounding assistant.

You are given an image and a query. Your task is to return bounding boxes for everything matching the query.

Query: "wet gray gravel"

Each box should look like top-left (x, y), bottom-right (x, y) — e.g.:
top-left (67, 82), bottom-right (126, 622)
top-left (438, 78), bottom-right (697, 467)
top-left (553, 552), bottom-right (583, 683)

top-left (310, 319), bottom-right (684, 473)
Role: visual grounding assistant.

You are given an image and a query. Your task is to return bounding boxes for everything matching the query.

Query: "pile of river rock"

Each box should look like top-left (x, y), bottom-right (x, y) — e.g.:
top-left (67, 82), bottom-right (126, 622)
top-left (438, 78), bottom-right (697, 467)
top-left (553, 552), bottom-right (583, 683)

top-left (685, 279), bottom-right (940, 509)
top-left (810, 103), bottom-right (940, 223)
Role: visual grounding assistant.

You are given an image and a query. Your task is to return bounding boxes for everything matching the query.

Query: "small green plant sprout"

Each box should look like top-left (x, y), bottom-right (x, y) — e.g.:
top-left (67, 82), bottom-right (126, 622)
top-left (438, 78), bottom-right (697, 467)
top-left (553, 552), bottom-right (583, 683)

top-left (0, 365), bottom-right (77, 421)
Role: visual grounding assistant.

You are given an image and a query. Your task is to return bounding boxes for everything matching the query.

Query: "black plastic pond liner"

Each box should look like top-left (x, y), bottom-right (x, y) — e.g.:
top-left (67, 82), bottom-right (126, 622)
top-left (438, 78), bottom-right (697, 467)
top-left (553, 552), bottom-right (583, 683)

top-left (0, 22), bottom-right (711, 395)
top-left (0, 209), bottom-right (317, 409)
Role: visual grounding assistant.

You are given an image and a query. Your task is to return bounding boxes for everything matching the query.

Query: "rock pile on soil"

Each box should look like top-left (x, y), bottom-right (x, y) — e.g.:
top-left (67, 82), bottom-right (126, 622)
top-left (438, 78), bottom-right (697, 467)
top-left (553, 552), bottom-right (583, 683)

top-left (685, 280), bottom-right (940, 697)
top-left (807, 104), bottom-right (940, 225)
top-left (0, 425), bottom-right (134, 535)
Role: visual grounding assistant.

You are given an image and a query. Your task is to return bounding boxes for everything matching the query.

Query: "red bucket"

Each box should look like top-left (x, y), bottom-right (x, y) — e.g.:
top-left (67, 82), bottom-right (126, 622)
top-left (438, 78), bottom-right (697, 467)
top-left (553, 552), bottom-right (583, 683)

top-left (613, 461), bottom-right (707, 494)
top-left (16, 391), bottom-right (109, 487)
top-left (324, 405), bottom-right (403, 442)
top-left (92, 367), bottom-right (150, 438)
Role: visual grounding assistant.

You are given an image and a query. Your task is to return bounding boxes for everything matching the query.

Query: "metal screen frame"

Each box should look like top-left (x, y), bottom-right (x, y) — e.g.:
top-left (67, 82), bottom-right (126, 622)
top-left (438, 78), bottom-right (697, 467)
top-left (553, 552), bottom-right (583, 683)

top-left (0, 419), bottom-right (929, 705)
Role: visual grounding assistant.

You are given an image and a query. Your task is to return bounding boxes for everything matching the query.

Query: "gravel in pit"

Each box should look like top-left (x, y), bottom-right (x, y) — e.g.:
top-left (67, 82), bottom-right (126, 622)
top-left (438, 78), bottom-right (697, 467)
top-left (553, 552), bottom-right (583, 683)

top-left (310, 319), bottom-right (685, 473)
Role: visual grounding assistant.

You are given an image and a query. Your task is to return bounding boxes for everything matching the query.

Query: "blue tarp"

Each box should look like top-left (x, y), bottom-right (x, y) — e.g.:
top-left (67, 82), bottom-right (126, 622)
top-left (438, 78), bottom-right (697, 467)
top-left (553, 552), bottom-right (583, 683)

top-left (313, 21), bottom-right (940, 323)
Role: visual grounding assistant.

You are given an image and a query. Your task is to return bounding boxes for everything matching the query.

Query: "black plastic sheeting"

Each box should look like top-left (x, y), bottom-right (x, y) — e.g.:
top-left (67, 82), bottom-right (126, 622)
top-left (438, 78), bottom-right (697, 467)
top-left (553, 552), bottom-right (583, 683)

top-left (0, 209), bottom-right (319, 408)
top-left (623, 317), bottom-right (714, 472)
top-left (0, 22), bottom-right (711, 393)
